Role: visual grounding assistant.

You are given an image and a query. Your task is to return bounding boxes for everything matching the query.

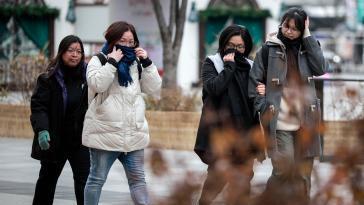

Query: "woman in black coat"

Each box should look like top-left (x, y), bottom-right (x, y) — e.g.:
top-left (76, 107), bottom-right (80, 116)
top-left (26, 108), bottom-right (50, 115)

top-left (30, 35), bottom-right (89, 205)
top-left (194, 25), bottom-right (262, 205)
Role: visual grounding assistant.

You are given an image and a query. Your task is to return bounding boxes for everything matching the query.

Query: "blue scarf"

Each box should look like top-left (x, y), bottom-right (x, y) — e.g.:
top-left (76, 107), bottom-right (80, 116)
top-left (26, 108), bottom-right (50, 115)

top-left (101, 43), bottom-right (136, 87)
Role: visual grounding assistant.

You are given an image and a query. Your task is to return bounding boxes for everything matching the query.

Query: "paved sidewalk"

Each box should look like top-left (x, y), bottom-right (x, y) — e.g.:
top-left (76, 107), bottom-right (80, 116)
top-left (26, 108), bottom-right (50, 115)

top-left (0, 137), bottom-right (333, 204)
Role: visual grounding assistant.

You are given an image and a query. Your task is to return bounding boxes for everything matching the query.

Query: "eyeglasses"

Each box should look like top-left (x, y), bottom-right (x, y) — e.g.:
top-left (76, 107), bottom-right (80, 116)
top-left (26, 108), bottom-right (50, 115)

top-left (66, 48), bottom-right (83, 56)
top-left (119, 40), bottom-right (136, 47)
top-left (282, 23), bottom-right (300, 33)
top-left (226, 43), bottom-right (245, 50)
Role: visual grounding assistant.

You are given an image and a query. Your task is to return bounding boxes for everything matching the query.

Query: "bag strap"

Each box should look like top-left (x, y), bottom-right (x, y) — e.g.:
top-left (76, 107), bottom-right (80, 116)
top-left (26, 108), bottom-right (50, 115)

top-left (92, 53), bottom-right (108, 99)
top-left (261, 43), bottom-right (269, 84)
top-left (135, 58), bottom-right (143, 80)
top-left (96, 53), bottom-right (107, 66)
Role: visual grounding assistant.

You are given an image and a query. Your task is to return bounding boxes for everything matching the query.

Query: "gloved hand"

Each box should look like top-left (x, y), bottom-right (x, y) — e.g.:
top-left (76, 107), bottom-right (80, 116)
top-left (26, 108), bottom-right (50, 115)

top-left (38, 130), bottom-right (50, 150)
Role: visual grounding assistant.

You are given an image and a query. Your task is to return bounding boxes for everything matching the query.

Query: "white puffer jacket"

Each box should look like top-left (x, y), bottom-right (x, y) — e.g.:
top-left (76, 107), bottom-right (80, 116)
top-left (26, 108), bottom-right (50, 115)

top-left (82, 55), bottom-right (162, 152)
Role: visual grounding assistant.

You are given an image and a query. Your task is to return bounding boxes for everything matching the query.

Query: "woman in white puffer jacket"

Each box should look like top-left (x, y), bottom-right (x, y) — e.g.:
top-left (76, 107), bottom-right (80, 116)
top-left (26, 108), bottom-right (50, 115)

top-left (83, 21), bottom-right (161, 205)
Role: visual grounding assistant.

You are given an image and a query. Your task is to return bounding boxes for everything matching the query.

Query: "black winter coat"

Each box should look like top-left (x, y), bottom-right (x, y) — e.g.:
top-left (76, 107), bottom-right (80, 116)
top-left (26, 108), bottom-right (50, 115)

top-left (194, 55), bottom-right (258, 165)
top-left (30, 63), bottom-right (88, 162)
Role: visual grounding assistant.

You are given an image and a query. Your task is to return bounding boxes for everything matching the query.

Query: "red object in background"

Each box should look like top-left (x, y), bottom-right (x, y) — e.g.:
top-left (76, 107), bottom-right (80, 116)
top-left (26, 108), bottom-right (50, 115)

top-left (157, 69), bottom-right (163, 76)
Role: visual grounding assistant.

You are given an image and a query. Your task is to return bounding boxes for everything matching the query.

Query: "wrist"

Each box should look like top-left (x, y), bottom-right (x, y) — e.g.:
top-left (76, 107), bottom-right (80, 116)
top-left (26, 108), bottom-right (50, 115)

top-left (39, 130), bottom-right (48, 135)
top-left (303, 28), bottom-right (311, 38)
top-left (224, 61), bottom-right (236, 70)
top-left (139, 57), bottom-right (152, 67)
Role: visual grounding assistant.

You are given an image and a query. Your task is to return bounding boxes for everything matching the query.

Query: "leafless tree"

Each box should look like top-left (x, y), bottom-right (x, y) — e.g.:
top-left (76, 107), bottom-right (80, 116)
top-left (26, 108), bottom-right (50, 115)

top-left (151, 0), bottom-right (188, 88)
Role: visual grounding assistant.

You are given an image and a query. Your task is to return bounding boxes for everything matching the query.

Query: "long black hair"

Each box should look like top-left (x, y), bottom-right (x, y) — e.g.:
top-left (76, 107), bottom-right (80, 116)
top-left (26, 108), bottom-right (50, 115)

top-left (47, 35), bottom-right (85, 72)
top-left (217, 24), bottom-right (253, 58)
top-left (280, 7), bottom-right (307, 36)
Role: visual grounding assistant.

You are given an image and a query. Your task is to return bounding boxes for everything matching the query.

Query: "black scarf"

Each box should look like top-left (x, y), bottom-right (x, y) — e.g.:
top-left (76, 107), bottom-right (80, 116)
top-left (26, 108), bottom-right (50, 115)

top-left (222, 48), bottom-right (251, 72)
top-left (277, 29), bottom-right (302, 85)
top-left (277, 29), bottom-right (302, 49)
top-left (228, 55), bottom-right (256, 130)
top-left (218, 49), bottom-right (255, 129)
top-left (234, 51), bottom-right (251, 72)
top-left (61, 63), bottom-right (83, 81)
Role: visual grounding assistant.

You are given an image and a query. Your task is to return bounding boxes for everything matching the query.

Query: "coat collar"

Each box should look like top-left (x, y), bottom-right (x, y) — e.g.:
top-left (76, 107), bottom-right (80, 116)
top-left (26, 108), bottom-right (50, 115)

top-left (266, 32), bottom-right (285, 48)
top-left (265, 32), bottom-right (307, 53)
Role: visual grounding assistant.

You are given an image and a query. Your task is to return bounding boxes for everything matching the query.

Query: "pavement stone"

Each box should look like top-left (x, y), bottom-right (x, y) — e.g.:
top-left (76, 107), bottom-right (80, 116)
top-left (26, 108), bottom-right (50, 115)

top-left (0, 137), bottom-right (333, 204)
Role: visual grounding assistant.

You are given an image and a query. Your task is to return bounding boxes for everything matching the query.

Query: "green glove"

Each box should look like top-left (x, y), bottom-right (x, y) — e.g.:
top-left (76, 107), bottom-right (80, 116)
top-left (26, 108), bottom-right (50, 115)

top-left (38, 130), bottom-right (50, 150)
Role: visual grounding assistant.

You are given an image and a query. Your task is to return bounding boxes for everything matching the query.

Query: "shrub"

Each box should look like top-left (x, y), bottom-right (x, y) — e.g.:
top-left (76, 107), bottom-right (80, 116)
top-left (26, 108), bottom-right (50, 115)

top-left (144, 87), bottom-right (202, 112)
top-left (9, 54), bottom-right (48, 104)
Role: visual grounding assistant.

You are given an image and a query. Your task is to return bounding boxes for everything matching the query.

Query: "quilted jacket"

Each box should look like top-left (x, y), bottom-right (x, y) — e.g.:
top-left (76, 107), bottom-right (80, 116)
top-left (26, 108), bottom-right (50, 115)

top-left (82, 55), bottom-right (162, 152)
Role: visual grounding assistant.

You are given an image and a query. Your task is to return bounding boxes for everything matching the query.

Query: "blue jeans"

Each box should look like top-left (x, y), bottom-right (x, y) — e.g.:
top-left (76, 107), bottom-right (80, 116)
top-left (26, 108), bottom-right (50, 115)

top-left (84, 148), bottom-right (148, 205)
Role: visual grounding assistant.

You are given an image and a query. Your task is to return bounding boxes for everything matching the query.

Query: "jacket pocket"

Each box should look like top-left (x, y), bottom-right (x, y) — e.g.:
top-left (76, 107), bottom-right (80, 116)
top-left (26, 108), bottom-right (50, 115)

top-left (268, 51), bottom-right (285, 87)
top-left (305, 98), bottom-right (321, 130)
top-left (313, 98), bottom-right (321, 126)
top-left (135, 96), bottom-right (146, 129)
top-left (94, 95), bottom-right (123, 122)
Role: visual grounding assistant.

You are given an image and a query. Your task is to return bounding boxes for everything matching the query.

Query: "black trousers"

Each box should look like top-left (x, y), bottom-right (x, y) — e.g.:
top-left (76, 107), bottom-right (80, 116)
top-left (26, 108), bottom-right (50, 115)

top-left (32, 146), bottom-right (90, 205)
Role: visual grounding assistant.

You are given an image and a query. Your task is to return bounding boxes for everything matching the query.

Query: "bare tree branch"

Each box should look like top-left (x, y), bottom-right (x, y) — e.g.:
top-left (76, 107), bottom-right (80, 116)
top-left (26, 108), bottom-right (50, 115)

top-left (151, 0), bottom-right (170, 41)
top-left (173, 0), bottom-right (187, 50)
top-left (151, 0), bottom-right (188, 88)
top-left (168, 0), bottom-right (176, 37)
top-left (247, 0), bottom-right (259, 9)
top-left (208, 0), bottom-right (218, 7)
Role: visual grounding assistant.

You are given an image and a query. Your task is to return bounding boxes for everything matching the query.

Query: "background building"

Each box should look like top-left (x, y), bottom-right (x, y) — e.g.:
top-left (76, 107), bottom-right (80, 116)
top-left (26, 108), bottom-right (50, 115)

top-left (1, 0), bottom-right (364, 89)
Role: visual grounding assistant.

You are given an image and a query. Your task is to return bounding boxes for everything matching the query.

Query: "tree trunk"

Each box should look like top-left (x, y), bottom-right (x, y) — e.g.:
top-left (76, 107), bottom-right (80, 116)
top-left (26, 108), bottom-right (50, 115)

top-left (152, 0), bottom-right (187, 89)
top-left (162, 43), bottom-right (177, 88)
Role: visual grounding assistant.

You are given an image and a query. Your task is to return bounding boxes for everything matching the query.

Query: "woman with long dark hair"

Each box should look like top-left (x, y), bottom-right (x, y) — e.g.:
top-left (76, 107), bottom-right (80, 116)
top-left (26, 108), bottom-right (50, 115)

top-left (30, 35), bottom-right (90, 205)
top-left (82, 21), bottom-right (161, 205)
top-left (194, 25), bottom-right (260, 205)
top-left (249, 7), bottom-right (327, 199)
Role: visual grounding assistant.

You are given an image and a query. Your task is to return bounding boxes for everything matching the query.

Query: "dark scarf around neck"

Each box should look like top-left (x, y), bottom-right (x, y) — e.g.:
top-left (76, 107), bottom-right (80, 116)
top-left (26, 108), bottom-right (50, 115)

top-left (60, 61), bottom-right (83, 81)
top-left (277, 29), bottom-right (302, 85)
top-left (277, 28), bottom-right (302, 49)
top-left (234, 52), bottom-right (251, 72)
top-left (101, 42), bottom-right (136, 87)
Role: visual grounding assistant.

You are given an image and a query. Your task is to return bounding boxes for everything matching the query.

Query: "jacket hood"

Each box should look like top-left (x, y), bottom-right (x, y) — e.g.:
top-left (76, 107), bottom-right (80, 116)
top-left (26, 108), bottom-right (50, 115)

top-left (266, 32), bottom-right (286, 48)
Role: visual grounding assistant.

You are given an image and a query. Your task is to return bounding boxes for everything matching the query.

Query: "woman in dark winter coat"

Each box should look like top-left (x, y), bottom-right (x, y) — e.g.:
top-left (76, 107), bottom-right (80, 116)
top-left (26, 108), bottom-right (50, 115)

top-left (194, 25), bottom-right (262, 205)
top-left (30, 35), bottom-right (90, 205)
top-left (248, 7), bottom-right (327, 198)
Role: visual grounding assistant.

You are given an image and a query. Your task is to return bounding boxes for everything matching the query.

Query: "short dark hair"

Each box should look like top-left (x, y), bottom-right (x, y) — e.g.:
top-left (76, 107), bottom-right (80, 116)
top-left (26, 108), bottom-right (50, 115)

top-left (280, 7), bottom-right (307, 35)
top-left (48, 35), bottom-right (85, 71)
top-left (104, 21), bottom-right (140, 53)
top-left (218, 24), bottom-right (253, 58)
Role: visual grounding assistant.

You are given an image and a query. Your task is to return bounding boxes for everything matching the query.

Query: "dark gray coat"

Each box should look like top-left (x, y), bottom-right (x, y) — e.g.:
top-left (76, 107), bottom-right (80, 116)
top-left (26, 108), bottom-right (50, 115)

top-left (248, 33), bottom-right (327, 158)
